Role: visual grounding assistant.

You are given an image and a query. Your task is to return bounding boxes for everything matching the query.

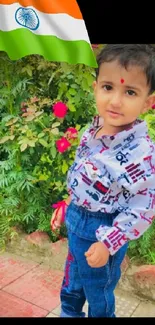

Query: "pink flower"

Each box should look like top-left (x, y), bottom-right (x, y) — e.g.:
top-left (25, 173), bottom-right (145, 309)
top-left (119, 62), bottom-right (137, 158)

top-left (56, 137), bottom-right (71, 153)
top-left (53, 102), bottom-right (68, 118)
top-left (65, 127), bottom-right (78, 139)
top-left (152, 104), bottom-right (155, 109)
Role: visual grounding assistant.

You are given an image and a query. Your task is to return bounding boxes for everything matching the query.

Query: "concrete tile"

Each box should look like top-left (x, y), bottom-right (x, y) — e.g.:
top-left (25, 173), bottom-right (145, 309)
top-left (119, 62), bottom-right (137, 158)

top-left (132, 301), bottom-right (155, 317)
top-left (83, 302), bottom-right (88, 315)
top-left (46, 312), bottom-right (59, 317)
top-left (3, 265), bottom-right (64, 311)
top-left (0, 253), bottom-right (38, 289)
top-left (52, 304), bottom-right (61, 316)
top-left (52, 302), bottom-right (89, 317)
top-left (115, 289), bottom-right (141, 317)
top-left (0, 291), bottom-right (48, 317)
top-left (51, 290), bottom-right (141, 318)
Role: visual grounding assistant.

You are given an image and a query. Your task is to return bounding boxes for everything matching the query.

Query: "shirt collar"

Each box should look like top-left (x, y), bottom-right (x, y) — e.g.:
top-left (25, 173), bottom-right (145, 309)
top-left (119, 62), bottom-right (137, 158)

top-left (92, 115), bottom-right (148, 145)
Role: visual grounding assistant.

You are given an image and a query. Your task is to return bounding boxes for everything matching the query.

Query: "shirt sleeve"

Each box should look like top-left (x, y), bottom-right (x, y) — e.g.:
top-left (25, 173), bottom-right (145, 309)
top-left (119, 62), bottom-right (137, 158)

top-left (96, 138), bottom-right (155, 255)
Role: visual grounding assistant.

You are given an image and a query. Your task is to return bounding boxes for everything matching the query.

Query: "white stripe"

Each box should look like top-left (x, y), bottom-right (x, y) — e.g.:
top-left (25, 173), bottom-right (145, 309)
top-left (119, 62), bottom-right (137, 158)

top-left (0, 3), bottom-right (90, 42)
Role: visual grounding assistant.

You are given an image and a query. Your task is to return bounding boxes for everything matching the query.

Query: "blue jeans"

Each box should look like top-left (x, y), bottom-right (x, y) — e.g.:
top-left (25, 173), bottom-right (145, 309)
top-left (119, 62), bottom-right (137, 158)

top-left (60, 202), bottom-right (128, 318)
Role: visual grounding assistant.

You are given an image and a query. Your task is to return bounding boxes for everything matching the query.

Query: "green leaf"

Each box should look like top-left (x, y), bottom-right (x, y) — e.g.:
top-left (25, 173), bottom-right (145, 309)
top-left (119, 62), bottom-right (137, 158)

top-left (38, 132), bottom-right (45, 138)
top-left (21, 65), bottom-right (33, 77)
top-left (48, 71), bottom-right (57, 85)
top-left (78, 124), bottom-right (89, 139)
top-left (50, 146), bottom-right (57, 159)
top-left (28, 140), bottom-right (36, 147)
top-left (68, 103), bottom-right (76, 112)
top-left (10, 135), bottom-right (15, 141)
top-left (62, 161), bottom-right (68, 174)
top-left (75, 124), bottom-right (81, 131)
top-left (52, 122), bottom-right (60, 128)
top-left (20, 125), bottom-right (29, 133)
top-left (35, 111), bottom-right (43, 117)
top-left (61, 62), bottom-right (73, 74)
top-left (51, 128), bottom-right (59, 135)
top-left (67, 74), bottom-right (73, 80)
top-left (38, 174), bottom-right (49, 181)
top-left (71, 84), bottom-right (78, 89)
top-left (58, 82), bottom-right (68, 97)
top-left (18, 137), bottom-right (29, 145)
top-left (0, 136), bottom-right (10, 144)
top-left (68, 88), bottom-right (77, 96)
top-left (39, 139), bottom-right (48, 147)
top-left (84, 73), bottom-right (95, 86)
top-left (5, 117), bottom-right (19, 126)
top-left (25, 115), bottom-right (35, 122)
top-left (20, 143), bottom-right (28, 151)
top-left (82, 78), bottom-right (88, 91)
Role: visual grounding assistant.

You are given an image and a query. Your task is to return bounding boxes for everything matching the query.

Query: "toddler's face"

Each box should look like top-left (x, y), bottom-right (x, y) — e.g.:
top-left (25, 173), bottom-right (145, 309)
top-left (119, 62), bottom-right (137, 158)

top-left (93, 60), bottom-right (155, 132)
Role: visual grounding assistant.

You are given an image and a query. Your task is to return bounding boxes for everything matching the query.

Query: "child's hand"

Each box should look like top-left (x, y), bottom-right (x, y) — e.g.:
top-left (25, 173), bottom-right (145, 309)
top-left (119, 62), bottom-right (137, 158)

top-left (50, 207), bottom-right (65, 230)
top-left (51, 197), bottom-right (70, 231)
top-left (85, 242), bottom-right (110, 268)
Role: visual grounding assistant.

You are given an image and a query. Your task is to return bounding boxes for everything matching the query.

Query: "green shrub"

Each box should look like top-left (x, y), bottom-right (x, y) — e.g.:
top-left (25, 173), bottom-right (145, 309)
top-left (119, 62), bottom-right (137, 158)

top-left (0, 52), bottom-right (96, 250)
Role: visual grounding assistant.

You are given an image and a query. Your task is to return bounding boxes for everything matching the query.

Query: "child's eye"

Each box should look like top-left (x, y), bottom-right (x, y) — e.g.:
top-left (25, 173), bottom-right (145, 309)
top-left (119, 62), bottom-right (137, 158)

top-left (102, 85), bottom-right (112, 91)
top-left (126, 90), bottom-right (136, 96)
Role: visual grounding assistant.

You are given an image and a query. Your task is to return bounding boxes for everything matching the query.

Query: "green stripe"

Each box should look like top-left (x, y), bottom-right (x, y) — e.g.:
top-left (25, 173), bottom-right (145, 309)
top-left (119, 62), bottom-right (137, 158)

top-left (0, 29), bottom-right (97, 68)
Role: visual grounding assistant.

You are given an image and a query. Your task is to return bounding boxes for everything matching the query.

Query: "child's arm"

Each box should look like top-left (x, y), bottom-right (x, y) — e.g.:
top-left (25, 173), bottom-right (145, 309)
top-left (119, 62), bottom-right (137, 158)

top-left (51, 195), bottom-right (71, 230)
top-left (95, 140), bottom-right (155, 257)
top-left (85, 141), bottom-right (155, 267)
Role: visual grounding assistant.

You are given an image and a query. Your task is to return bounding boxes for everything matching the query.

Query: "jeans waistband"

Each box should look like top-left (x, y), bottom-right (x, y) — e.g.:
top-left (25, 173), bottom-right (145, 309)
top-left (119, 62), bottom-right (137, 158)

top-left (69, 201), bottom-right (119, 219)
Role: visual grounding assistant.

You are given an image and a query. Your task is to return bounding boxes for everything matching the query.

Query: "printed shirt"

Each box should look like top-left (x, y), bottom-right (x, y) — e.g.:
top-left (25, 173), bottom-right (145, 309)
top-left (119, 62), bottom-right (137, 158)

top-left (66, 115), bottom-right (155, 255)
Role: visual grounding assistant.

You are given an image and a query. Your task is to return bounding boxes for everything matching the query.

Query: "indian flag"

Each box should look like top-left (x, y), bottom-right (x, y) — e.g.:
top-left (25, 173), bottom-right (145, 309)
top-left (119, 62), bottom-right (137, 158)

top-left (0, 0), bottom-right (97, 67)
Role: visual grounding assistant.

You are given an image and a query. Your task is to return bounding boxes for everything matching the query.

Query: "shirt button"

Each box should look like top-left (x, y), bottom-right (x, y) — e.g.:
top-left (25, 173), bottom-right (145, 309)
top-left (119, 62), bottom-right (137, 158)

top-left (92, 173), bottom-right (97, 178)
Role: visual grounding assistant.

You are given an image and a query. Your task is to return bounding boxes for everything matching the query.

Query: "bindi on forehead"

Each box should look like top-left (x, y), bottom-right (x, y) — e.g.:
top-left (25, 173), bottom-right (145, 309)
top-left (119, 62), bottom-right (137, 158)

top-left (120, 78), bottom-right (124, 84)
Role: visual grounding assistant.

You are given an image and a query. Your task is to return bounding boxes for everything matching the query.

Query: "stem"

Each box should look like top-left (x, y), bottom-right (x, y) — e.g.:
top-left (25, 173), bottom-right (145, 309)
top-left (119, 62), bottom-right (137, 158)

top-left (37, 119), bottom-right (46, 129)
top-left (7, 80), bottom-right (13, 115)
top-left (4, 62), bottom-right (13, 115)
top-left (16, 150), bottom-right (21, 171)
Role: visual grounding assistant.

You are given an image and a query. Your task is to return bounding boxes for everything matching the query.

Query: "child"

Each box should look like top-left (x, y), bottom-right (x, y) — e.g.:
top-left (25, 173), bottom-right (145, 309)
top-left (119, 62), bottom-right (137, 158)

top-left (51, 44), bottom-right (155, 317)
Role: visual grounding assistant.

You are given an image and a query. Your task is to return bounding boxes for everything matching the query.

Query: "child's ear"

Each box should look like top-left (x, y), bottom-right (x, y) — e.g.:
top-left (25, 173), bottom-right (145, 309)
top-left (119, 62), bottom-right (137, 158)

top-left (143, 94), bottom-right (155, 113)
top-left (92, 81), bottom-right (98, 97)
top-left (92, 80), bottom-right (97, 90)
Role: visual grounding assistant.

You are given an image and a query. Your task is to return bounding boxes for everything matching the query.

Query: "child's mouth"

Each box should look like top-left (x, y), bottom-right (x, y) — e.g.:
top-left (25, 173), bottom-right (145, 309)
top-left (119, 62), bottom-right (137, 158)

top-left (107, 110), bottom-right (123, 117)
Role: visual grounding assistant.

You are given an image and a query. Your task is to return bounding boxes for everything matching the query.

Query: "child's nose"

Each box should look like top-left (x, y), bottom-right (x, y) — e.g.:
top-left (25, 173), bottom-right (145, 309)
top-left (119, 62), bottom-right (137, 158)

top-left (110, 93), bottom-right (122, 108)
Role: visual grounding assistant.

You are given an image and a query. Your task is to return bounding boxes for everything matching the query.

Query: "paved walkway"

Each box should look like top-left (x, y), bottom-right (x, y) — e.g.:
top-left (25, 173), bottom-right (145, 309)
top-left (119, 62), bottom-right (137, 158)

top-left (0, 252), bottom-right (155, 317)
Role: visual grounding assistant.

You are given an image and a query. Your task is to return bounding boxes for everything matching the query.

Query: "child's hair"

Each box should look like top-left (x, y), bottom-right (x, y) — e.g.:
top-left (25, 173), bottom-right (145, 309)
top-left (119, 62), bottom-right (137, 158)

top-left (96, 44), bottom-right (155, 94)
